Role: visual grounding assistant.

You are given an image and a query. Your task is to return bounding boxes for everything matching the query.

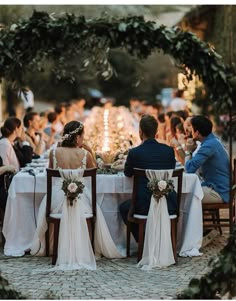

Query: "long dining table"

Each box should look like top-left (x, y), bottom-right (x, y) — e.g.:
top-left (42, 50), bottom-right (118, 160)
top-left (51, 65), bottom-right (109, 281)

top-left (3, 169), bottom-right (204, 257)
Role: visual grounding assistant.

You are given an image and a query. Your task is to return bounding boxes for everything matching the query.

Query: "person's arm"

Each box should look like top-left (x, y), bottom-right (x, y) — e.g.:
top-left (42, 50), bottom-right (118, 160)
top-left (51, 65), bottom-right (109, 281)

top-left (0, 165), bottom-right (15, 176)
top-left (0, 141), bottom-right (13, 166)
top-left (86, 152), bottom-right (97, 168)
top-left (33, 132), bottom-right (46, 155)
top-left (82, 143), bottom-right (96, 163)
top-left (170, 137), bottom-right (197, 166)
top-left (44, 127), bottom-right (57, 149)
top-left (185, 143), bottom-right (214, 173)
top-left (124, 150), bottom-right (134, 177)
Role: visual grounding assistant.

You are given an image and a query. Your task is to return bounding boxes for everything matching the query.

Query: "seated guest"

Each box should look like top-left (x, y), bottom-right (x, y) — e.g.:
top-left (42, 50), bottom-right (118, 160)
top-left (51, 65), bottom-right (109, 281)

top-left (44, 111), bottom-right (61, 142)
top-left (23, 112), bottom-right (46, 156)
top-left (171, 116), bottom-right (200, 162)
top-left (185, 115), bottom-right (230, 204)
top-left (119, 114), bottom-right (176, 242)
top-left (175, 110), bottom-right (189, 121)
top-left (157, 113), bottom-right (166, 142)
top-left (54, 103), bottom-right (67, 132)
top-left (175, 122), bottom-right (186, 147)
top-left (169, 89), bottom-right (188, 112)
top-left (168, 116), bottom-right (182, 146)
top-left (0, 117), bottom-right (32, 171)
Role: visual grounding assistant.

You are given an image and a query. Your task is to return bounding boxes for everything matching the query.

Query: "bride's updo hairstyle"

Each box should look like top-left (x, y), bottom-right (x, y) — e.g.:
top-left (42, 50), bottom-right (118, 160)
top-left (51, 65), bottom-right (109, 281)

top-left (1, 117), bottom-right (21, 138)
top-left (61, 120), bottom-right (84, 147)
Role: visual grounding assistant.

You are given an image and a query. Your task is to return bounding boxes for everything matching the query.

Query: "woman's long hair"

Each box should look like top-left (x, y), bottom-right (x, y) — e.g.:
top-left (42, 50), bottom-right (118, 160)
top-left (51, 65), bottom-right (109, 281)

top-left (61, 121), bottom-right (84, 147)
top-left (1, 117), bottom-right (21, 138)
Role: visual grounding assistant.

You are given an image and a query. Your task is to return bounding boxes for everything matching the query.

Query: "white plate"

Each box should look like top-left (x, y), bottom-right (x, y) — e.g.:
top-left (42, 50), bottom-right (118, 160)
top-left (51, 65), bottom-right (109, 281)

top-left (21, 167), bottom-right (33, 172)
top-left (32, 159), bottom-right (48, 164)
top-left (28, 163), bottom-right (47, 168)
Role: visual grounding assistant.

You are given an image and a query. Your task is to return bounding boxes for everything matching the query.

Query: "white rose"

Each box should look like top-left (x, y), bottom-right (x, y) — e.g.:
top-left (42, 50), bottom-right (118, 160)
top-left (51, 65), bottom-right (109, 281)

top-left (98, 161), bottom-right (104, 169)
top-left (158, 180), bottom-right (167, 191)
top-left (118, 153), bottom-right (124, 159)
top-left (68, 182), bottom-right (78, 193)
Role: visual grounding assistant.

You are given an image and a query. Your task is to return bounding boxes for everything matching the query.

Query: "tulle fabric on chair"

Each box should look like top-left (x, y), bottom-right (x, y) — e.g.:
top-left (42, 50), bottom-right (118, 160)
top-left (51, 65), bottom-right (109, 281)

top-left (95, 204), bottom-right (125, 259)
top-left (56, 169), bottom-right (96, 270)
top-left (137, 169), bottom-right (175, 270)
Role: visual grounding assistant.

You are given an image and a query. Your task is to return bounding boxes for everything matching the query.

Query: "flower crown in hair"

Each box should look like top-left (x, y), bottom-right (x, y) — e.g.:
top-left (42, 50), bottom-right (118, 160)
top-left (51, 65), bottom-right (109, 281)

top-left (61, 123), bottom-right (84, 141)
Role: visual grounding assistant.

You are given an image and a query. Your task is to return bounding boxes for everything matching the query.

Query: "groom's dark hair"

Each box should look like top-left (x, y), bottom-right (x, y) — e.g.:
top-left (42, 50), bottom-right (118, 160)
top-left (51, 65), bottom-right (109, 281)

top-left (140, 114), bottom-right (158, 138)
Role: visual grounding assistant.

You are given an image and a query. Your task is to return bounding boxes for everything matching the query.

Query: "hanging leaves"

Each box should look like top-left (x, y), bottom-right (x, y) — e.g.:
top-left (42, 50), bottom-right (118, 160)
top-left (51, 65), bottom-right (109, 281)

top-left (0, 10), bottom-right (235, 110)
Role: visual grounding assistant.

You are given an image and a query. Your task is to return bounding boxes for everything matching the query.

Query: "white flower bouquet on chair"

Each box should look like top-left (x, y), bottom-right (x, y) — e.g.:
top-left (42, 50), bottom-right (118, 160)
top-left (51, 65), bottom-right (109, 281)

top-left (147, 178), bottom-right (174, 201)
top-left (61, 179), bottom-right (85, 206)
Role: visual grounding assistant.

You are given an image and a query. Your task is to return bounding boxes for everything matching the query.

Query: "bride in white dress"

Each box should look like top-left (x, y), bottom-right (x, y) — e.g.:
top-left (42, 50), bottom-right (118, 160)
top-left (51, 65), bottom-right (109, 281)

top-left (30, 121), bottom-right (123, 269)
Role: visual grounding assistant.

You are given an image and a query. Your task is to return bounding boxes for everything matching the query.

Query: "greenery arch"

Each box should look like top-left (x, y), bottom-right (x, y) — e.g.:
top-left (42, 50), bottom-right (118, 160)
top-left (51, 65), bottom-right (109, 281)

top-left (0, 10), bottom-right (236, 299)
top-left (0, 10), bottom-right (235, 112)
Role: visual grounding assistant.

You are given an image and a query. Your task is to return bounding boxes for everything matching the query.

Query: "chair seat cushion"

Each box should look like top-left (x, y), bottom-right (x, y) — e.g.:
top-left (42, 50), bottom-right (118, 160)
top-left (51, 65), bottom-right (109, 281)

top-left (133, 214), bottom-right (177, 219)
top-left (133, 214), bottom-right (147, 219)
top-left (50, 213), bottom-right (62, 219)
top-left (50, 212), bottom-right (93, 219)
top-left (85, 213), bottom-right (93, 218)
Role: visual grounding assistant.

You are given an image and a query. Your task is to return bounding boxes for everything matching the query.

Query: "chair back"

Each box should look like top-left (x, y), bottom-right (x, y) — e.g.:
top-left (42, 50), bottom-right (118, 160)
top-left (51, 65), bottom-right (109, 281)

top-left (46, 168), bottom-right (97, 220)
top-left (233, 158), bottom-right (236, 190)
top-left (231, 158), bottom-right (236, 225)
top-left (128, 168), bottom-right (184, 218)
top-left (202, 158), bottom-right (236, 233)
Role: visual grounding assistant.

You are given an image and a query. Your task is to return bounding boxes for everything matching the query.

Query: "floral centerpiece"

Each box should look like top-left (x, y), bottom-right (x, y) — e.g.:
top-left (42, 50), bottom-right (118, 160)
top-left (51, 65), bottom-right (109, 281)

top-left (95, 154), bottom-right (118, 174)
top-left (83, 107), bottom-right (140, 163)
top-left (62, 179), bottom-right (85, 206)
top-left (147, 179), bottom-right (174, 202)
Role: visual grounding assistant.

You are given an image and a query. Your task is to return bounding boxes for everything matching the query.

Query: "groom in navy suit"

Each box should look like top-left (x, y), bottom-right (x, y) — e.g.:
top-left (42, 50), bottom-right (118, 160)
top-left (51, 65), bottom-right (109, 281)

top-left (119, 114), bottom-right (176, 242)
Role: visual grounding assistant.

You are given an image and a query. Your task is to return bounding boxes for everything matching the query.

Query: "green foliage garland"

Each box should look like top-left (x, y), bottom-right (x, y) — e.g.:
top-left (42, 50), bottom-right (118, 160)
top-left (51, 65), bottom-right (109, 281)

top-left (0, 11), bottom-right (235, 111)
top-left (0, 272), bottom-right (24, 299)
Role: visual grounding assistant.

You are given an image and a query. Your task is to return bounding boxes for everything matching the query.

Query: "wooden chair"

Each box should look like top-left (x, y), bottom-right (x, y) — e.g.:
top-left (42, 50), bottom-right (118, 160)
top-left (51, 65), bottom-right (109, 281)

top-left (126, 168), bottom-right (184, 262)
top-left (45, 167), bottom-right (97, 265)
top-left (0, 171), bottom-right (15, 247)
top-left (202, 158), bottom-right (236, 234)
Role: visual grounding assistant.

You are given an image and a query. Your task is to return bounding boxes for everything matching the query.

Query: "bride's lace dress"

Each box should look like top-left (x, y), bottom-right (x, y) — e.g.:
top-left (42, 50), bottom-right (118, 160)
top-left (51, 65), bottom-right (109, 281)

top-left (30, 148), bottom-right (124, 269)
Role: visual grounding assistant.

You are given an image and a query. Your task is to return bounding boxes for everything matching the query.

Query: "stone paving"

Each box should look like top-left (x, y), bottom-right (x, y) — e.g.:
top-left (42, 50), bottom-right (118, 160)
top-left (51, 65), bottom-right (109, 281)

top-left (0, 232), bottom-right (229, 299)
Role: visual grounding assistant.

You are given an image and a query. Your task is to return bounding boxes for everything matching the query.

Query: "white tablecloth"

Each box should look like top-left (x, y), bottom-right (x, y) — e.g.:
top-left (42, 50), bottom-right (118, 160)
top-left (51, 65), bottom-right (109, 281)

top-left (3, 171), bottom-right (203, 257)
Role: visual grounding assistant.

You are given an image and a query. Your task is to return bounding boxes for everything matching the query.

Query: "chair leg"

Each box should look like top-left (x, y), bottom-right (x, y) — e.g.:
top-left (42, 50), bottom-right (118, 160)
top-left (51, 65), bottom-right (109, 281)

top-left (171, 219), bottom-right (177, 263)
top-left (52, 222), bottom-right (60, 265)
top-left (86, 218), bottom-right (94, 250)
top-left (91, 219), bottom-right (95, 250)
top-left (1, 232), bottom-right (5, 247)
top-left (45, 228), bottom-right (49, 257)
top-left (137, 223), bottom-right (144, 262)
top-left (211, 210), bottom-right (216, 227)
top-left (126, 222), bottom-right (131, 257)
top-left (216, 209), bottom-right (222, 235)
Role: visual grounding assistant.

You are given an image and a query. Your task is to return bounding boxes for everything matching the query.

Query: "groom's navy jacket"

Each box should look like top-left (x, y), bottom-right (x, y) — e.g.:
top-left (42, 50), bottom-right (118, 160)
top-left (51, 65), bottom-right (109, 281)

top-left (124, 138), bottom-right (176, 215)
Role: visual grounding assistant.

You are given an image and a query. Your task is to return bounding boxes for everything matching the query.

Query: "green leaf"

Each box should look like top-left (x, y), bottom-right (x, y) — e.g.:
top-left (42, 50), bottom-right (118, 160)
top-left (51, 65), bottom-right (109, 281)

top-left (118, 22), bottom-right (127, 32)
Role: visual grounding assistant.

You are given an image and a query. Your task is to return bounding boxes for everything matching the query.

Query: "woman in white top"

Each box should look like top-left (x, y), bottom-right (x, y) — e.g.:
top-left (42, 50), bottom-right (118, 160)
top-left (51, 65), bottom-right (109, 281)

top-left (0, 117), bottom-right (23, 172)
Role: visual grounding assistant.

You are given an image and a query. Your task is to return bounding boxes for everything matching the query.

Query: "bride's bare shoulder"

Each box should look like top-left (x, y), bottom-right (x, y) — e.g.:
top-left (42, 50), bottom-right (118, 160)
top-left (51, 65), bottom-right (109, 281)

top-left (56, 146), bottom-right (84, 155)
